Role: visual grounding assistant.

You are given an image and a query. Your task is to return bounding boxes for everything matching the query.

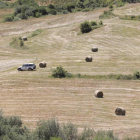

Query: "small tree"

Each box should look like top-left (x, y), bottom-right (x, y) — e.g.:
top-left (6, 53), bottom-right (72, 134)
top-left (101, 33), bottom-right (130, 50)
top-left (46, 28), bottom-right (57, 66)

top-left (80, 21), bottom-right (92, 33)
top-left (52, 66), bottom-right (67, 78)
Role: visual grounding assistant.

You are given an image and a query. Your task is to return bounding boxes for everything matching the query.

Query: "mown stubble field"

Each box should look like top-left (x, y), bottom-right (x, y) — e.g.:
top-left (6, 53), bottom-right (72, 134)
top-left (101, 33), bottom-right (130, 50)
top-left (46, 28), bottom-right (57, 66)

top-left (1, 4), bottom-right (140, 138)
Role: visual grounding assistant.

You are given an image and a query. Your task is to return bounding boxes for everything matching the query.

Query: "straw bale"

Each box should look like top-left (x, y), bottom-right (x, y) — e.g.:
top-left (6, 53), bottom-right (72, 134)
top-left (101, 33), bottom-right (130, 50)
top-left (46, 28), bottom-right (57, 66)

top-left (94, 90), bottom-right (103, 98)
top-left (92, 47), bottom-right (98, 52)
top-left (39, 61), bottom-right (47, 68)
top-left (85, 56), bottom-right (92, 62)
top-left (115, 107), bottom-right (126, 115)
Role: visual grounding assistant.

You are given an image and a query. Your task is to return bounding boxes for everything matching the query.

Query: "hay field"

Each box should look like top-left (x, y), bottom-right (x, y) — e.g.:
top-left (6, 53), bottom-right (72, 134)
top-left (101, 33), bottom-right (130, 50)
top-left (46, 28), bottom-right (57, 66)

top-left (1, 4), bottom-right (140, 138)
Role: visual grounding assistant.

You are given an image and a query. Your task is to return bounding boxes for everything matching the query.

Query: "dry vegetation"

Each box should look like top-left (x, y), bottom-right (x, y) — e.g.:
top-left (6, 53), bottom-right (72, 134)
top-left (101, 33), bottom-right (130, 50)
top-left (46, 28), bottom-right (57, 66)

top-left (1, 3), bottom-right (140, 138)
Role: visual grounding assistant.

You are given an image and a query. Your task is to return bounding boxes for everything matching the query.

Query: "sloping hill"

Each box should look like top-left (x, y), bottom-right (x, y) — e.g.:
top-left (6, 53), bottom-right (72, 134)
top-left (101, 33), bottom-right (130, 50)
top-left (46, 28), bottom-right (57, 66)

top-left (1, 3), bottom-right (140, 139)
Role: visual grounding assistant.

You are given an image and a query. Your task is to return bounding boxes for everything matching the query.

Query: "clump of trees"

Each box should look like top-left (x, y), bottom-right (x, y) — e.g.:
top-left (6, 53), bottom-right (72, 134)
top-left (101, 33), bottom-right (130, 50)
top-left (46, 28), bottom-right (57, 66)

top-left (80, 20), bottom-right (103, 33)
top-left (0, 110), bottom-right (30, 140)
top-left (3, 0), bottom-right (137, 22)
top-left (0, 0), bottom-right (12, 8)
top-left (0, 110), bottom-right (120, 140)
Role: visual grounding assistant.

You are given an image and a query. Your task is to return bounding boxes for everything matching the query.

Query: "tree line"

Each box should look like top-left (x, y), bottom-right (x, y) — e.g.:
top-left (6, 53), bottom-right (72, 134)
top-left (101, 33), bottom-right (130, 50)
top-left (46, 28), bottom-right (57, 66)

top-left (3, 0), bottom-right (140, 22)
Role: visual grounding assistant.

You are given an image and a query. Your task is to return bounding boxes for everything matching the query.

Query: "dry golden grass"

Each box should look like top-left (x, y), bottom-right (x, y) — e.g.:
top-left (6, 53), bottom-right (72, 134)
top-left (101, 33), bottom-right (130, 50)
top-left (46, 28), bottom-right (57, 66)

top-left (1, 4), bottom-right (140, 138)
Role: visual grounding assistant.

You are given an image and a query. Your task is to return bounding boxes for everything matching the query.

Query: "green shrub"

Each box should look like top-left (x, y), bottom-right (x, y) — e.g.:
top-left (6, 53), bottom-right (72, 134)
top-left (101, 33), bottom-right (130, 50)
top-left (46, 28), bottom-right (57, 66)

top-left (93, 130), bottom-right (119, 140)
top-left (10, 37), bottom-right (27, 49)
top-left (80, 21), bottom-right (92, 33)
top-left (116, 0), bottom-right (124, 7)
top-left (0, 110), bottom-right (30, 140)
top-left (109, 4), bottom-right (113, 11)
top-left (79, 128), bottom-right (95, 140)
top-left (4, 15), bottom-right (14, 22)
top-left (19, 40), bottom-right (24, 47)
top-left (34, 118), bottom-right (63, 140)
top-left (99, 11), bottom-right (116, 19)
top-left (35, 12), bottom-right (42, 18)
top-left (133, 71), bottom-right (140, 79)
top-left (63, 123), bottom-right (78, 140)
top-left (13, 16), bottom-right (21, 21)
top-left (48, 4), bottom-right (55, 9)
top-left (29, 29), bottom-right (43, 38)
top-left (52, 66), bottom-right (68, 78)
top-left (90, 21), bottom-right (97, 26)
top-left (66, 3), bottom-right (75, 12)
top-left (99, 20), bottom-right (103, 25)
top-left (66, 72), bottom-right (73, 78)
top-left (46, 8), bottom-right (57, 15)
top-left (62, 10), bottom-right (68, 14)
top-left (82, 8), bottom-right (90, 12)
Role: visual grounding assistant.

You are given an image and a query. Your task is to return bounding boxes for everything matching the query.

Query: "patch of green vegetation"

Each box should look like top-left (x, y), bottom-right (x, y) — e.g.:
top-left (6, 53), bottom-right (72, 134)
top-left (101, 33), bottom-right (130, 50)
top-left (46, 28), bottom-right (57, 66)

top-left (119, 15), bottom-right (140, 21)
top-left (1, 107), bottom-right (140, 139)
top-left (0, 0), bottom-right (12, 9)
top-left (1, 0), bottom-right (133, 22)
top-left (28, 29), bottom-right (43, 38)
top-left (99, 10), bottom-right (117, 19)
top-left (50, 68), bottom-right (140, 80)
top-left (10, 36), bottom-right (28, 49)
top-left (51, 66), bottom-right (73, 78)
top-left (80, 20), bottom-right (103, 33)
top-left (0, 110), bottom-right (30, 140)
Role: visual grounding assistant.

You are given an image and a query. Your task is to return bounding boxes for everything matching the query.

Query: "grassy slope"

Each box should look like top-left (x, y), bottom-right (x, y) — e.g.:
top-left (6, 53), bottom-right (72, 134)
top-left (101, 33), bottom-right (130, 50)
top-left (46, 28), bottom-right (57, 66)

top-left (1, 3), bottom-right (140, 138)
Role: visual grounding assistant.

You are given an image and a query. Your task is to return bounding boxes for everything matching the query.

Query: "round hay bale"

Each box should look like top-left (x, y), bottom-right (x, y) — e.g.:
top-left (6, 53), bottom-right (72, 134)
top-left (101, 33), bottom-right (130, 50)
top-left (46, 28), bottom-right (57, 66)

top-left (39, 62), bottom-right (47, 68)
top-left (85, 56), bottom-right (92, 62)
top-left (115, 107), bottom-right (126, 115)
top-left (94, 90), bottom-right (103, 98)
top-left (92, 47), bottom-right (98, 52)
top-left (22, 37), bottom-right (27, 41)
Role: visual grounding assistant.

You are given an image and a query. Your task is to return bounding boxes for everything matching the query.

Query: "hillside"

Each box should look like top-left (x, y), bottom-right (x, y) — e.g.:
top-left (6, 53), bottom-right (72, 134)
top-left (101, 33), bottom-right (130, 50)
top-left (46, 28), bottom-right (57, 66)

top-left (1, 2), bottom-right (140, 139)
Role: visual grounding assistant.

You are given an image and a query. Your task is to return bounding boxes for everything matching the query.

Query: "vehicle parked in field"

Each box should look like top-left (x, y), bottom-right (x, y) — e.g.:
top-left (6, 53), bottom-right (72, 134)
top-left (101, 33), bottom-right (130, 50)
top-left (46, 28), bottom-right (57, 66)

top-left (17, 63), bottom-right (36, 71)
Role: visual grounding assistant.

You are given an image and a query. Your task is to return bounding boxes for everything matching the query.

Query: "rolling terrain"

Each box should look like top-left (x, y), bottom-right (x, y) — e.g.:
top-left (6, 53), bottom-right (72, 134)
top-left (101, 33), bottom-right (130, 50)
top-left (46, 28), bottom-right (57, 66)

top-left (1, 3), bottom-right (140, 138)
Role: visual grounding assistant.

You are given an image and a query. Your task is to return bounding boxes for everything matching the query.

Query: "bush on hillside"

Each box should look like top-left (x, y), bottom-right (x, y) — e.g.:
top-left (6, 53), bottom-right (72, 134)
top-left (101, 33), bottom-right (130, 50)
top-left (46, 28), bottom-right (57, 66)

top-left (99, 20), bottom-right (103, 25)
top-left (80, 21), bottom-right (92, 33)
top-left (4, 15), bottom-right (14, 22)
top-left (29, 29), bottom-right (43, 38)
top-left (66, 3), bottom-right (75, 12)
top-left (46, 8), bottom-right (57, 15)
top-left (0, 110), bottom-right (30, 140)
top-left (93, 130), bottom-right (119, 140)
top-left (34, 118), bottom-right (62, 140)
top-left (90, 21), bottom-right (97, 26)
top-left (52, 66), bottom-right (68, 78)
top-left (133, 71), bottom-right (140, 79)
top-left (99, 11), bottom-right (116, 19)
top-left (63, 123), bottom-right (78, 140)
top-left (48, 4), bottom-right (55, 9)
top-left (82, 8), bottom-right (90, 12)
